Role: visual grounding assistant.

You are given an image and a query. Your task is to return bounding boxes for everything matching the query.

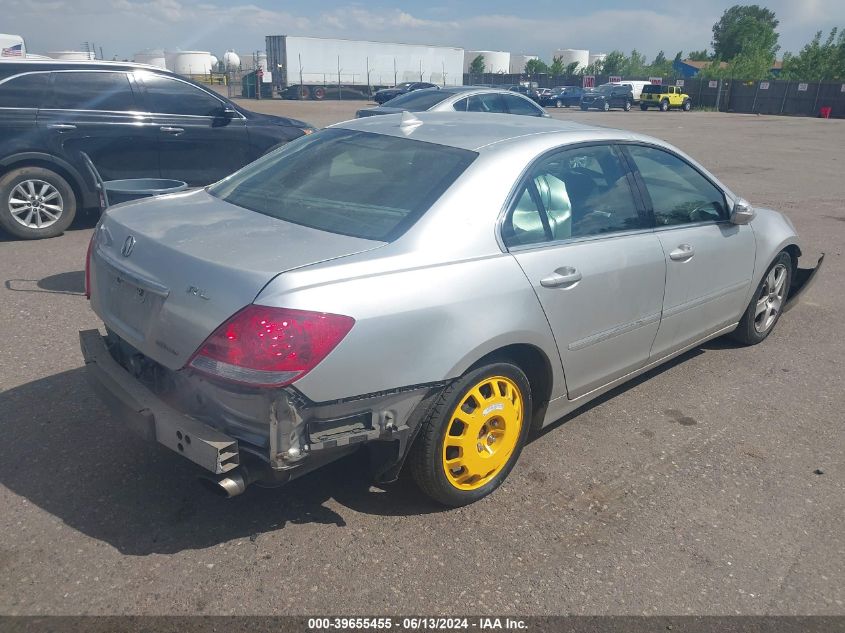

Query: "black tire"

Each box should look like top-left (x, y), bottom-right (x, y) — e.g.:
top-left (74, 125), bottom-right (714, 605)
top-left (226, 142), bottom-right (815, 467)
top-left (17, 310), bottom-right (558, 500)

top-left (0, 166), bottom-right (77, 240)
top-left (602, 101), bottom-right (610, 112)
top-left (409, 362), bottom-right (533, 507)
top-left (624, 100), bottom-right (632, 111)
top-left (682, 99), bottom-right (691, 111)
top-left (640, 103), bottom-right (649, 111)
top-left (731, 251), bottom-right (792, 345)
top-left (580, 105), bottom-right (589, 111)
top-left (555, 99), bottom-right (562, 108)
top-left (312, 87), bottom-right (326, 100)
top-left (660, 99), bottom-right (669, 112)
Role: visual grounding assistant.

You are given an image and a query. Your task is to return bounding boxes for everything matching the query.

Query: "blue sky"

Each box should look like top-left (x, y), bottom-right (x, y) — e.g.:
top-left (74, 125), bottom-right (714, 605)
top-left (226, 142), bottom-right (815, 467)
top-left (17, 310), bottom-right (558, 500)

top-left (9, 0), bottom-right (845, 62)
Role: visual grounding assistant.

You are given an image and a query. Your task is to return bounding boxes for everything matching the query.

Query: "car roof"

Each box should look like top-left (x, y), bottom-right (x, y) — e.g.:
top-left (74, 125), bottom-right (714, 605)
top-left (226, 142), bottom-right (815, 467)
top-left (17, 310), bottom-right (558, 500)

top-left (333, 111), bottom-right (636, 152)
top-left (0, 58), bottom-right (171, 74)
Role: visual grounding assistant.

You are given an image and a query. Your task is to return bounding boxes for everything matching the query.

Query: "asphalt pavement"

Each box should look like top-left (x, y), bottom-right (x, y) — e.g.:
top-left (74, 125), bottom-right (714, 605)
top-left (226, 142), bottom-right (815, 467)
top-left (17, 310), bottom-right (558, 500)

top-left (0, 105), bottom-right (842, 615)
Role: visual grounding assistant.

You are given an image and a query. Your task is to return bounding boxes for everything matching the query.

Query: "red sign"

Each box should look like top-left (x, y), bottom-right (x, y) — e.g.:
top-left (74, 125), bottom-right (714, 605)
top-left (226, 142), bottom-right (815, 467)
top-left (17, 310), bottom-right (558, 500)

top-left (582, 75), bottom-right (595, 88)
top-left (649, 77), bottom-right (662, 85)
top-left (609, 76), bottom-right (622, 84)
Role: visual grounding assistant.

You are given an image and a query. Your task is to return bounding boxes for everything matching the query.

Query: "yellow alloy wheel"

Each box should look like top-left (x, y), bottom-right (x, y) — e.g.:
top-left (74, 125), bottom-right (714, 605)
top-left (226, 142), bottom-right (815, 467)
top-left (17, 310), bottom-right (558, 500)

top-left (441, 375), bottom-right (524, 490)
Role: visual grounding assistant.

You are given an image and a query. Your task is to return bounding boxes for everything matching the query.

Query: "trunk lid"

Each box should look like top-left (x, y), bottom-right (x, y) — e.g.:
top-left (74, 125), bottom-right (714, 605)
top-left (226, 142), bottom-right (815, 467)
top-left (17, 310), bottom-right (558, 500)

top-left (89, 188), bottom-right (383, 370)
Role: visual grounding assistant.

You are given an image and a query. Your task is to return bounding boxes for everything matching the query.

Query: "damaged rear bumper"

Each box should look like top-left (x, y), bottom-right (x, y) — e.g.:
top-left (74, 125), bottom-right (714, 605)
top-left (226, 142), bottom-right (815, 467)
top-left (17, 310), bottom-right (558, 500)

top-left (79, 329), bottom-right (443, 487)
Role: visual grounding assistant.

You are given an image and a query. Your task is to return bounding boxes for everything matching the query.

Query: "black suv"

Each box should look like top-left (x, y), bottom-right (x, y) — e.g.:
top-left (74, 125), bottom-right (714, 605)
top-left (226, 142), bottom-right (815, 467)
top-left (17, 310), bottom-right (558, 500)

top-left (579, 83), bottom-right (634, 112)
top-left (373, 82), bottom-right (438, 105)
top-left (0, 60), bottom-right (315, 239)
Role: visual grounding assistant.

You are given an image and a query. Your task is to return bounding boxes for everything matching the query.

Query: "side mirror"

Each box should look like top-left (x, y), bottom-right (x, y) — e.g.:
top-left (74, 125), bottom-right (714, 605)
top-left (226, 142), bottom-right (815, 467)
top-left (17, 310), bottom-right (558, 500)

top-left (730, 198), bottom-right (755, 224)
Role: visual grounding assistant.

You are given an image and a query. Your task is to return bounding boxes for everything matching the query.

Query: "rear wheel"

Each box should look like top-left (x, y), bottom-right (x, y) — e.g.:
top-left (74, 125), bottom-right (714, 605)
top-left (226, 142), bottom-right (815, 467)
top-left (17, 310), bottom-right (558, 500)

top-left (555, 99), bottom-right (562, 108)
top-left (602, 101), bottom-right (610, 111)
top-left (624, 100), bottom-right (632, 111)
top-left (660, 99), bottom-right (669, 112)
top-left (409, 363), bottom-right (532, 506)
top-left (312, 86), bottom-right (326, 100)
top-left (731, 251), bottom-right (792, 345)
top-left (0, 166), bottom-right (76, 239)
top-left (580, 104), bottom-right (589, 111)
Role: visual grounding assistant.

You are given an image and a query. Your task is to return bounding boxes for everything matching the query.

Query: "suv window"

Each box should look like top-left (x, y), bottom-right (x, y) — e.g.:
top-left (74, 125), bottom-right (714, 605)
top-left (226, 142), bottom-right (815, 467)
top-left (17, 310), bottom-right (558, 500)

top-left (139, 74), bottom-right (224, 116)
top-left (502, 94), bottom-right (543, 116)
top-left (48, 71), bottom-right (136, 111)
top-left (0, 72), bottom-right (48, 108)
top-left (385, 89), bottom-right (449, 110)
top-left (503, 144), bottom-right (645, 247)
top-left (625, 145), bottom-right (727, 225)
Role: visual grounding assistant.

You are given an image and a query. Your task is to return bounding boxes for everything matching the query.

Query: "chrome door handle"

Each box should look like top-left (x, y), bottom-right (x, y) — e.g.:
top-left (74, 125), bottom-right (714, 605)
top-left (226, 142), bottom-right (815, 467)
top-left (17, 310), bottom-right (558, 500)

top-left (540, 266), bottom-right (582, 288)
top-left (669, 244), bottom-right (695, 262)
top-left (159, 126), bottom-right (184, 135)
top-left (48, 123), bottom-right (76, 131)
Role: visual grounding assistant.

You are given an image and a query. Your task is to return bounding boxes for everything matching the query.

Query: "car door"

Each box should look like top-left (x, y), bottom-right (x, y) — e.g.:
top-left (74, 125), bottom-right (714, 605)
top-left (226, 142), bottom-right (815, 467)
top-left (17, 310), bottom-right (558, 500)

top-left (134, 72), bottom-right (251, 185)
top-left (465, 93), bottom-right (507, 114)
top-left (39, 70), bottom-right (159, 181)
top-left (501, 93), bottom-right (545, 117)
top-left (622, 144), bottom-right (756, 359)
top-left (504, 143), bottom-right (666, 399)
top-left (0, 71), bottom-right (49, 155)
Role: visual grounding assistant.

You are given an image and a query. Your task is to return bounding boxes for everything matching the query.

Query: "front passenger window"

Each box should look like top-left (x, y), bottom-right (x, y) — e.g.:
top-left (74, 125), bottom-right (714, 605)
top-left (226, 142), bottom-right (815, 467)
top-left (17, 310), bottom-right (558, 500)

top-left (625, 145), bottom-right (728, 225)
top-left (139, 73), bottom-right (224, 116)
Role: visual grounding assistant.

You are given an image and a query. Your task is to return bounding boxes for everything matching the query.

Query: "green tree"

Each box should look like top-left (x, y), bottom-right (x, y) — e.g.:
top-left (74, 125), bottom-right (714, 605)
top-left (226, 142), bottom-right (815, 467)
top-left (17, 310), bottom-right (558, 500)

top-left (564, 61), bottom-right (581, 76)
top-left (687, 49), bottom-right (711, 61)
top-left (524, 58), bottom-right (550, 74)
top-left (469, 54), bottom-right (486, 74)
top-left (781, 28), bottom-right (845, 81)
top-left (549, 56), bottom-right (565, 76)
top-left (622, 49), bottom-right (647, 77)
top-left (602, 50), bottom-right (626, 76)
top-left (712, 5), bottom-right (779, 61)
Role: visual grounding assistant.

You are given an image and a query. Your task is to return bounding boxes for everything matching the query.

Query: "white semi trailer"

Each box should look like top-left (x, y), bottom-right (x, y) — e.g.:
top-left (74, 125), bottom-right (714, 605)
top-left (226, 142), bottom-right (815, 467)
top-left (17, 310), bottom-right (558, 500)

top-left (265, 35), bottom-right (464, 100)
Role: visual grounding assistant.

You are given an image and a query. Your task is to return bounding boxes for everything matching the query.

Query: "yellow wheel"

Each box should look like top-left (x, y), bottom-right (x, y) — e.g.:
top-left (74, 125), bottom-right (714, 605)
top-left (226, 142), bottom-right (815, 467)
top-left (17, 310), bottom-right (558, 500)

top-left (409, 363), bottom-right (532, 506)
top-left (442, 376), bottom-right (523, 490)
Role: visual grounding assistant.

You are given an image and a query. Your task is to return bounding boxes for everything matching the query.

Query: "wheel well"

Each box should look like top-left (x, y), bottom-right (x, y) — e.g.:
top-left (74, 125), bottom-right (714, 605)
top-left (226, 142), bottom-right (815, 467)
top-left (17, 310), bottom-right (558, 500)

top-left (783, 244), bottom-right (802, 276)
top-left (1, 159), bottom-right (85, 210)
top-left (468, 344), bottom-right (554, 427)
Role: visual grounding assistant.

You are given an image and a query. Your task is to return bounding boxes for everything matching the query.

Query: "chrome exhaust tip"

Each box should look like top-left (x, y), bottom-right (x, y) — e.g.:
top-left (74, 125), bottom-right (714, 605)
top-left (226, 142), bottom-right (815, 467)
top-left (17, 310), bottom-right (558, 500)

top-left (199, 469), bottom-right (248, 498)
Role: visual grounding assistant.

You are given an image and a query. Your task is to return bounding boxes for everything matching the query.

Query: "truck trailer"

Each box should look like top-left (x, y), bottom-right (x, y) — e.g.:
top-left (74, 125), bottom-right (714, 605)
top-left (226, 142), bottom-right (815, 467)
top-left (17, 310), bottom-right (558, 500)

top-left (265, 35), bottom-right (464, 100)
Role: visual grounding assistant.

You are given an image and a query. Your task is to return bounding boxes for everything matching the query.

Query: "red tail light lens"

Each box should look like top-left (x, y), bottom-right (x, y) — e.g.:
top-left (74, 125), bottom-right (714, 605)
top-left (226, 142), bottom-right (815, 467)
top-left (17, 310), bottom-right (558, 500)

top-left (84, 233), bottom-right (95, 299)
top-left (187, 305), bottom-right (355, 387)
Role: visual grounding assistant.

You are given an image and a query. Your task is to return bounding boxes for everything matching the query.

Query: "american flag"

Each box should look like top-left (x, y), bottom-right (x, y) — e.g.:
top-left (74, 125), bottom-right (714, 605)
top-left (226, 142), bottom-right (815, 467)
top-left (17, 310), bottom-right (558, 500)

top-left (2, 44), bottom-right (23, 57)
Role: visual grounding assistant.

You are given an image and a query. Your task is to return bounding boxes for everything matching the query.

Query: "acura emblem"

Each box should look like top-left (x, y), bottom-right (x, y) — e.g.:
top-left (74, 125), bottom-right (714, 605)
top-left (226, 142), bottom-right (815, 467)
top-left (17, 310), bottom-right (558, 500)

top-left (121, 236), bottom-right (136, 257)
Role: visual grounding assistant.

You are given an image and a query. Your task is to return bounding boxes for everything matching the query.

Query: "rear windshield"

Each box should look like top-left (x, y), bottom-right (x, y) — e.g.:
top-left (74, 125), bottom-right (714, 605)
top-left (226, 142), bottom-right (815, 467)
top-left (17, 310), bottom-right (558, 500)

top-left (382, 89), bottom-right (449, 110)
top-left (642, 85), bottom-right (667, 94)
top-left (208, 128), bottom-right (476, 241)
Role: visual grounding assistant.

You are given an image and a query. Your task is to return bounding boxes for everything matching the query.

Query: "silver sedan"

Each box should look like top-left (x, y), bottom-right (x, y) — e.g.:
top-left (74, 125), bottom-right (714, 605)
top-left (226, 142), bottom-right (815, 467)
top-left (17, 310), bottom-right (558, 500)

top-left (356, 87), bottom-right (548, 118)
top-left (80, 112), bottom-right (821, 506)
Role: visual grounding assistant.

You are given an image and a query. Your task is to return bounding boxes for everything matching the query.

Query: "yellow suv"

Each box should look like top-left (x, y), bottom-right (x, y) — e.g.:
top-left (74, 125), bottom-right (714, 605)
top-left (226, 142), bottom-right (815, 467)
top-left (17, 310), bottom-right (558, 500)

top-left (640, 84), bottom-right (691, 111)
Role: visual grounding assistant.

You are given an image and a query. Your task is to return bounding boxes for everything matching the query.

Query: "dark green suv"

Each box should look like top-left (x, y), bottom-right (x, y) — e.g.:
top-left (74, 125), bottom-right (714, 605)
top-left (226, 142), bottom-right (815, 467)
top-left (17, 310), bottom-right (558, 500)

top-left (579, 84), bottom-right (634, 112)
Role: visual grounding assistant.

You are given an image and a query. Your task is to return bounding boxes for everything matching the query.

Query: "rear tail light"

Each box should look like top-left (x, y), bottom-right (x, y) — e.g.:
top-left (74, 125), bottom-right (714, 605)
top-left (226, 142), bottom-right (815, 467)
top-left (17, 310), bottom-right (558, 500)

top-left (187, 305), bottom-right (355, 387)
top-left (84, 233), bottom-right (95, 299)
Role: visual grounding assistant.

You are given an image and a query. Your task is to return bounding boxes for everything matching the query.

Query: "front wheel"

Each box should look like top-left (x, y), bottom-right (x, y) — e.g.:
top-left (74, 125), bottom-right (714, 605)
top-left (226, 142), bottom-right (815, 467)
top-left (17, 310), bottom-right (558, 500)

top-left (602, 101), bottom-right (610, 111)
top-left (731, 251), bottom-right (792, 345)
top-left (555, 99), bottom-right (563, 108)
top-left (409, 363), bottom-right (532, 506)
top-left (580, 105), bottom-right (589, 111)
top-left (0, 166), bottom-right (77, 239)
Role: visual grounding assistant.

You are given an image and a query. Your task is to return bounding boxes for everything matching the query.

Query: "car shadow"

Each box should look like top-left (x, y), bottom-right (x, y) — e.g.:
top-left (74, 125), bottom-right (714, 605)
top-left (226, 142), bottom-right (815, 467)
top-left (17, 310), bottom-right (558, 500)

top-left (4, 270), bottom-right (85, 296)
top-left (0, 368), bottom-right (444, 556)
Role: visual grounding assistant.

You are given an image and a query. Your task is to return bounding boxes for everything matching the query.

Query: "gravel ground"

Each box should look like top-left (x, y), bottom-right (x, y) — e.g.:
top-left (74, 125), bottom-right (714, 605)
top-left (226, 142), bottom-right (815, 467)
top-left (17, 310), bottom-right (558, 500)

top-left (0, 103), bottom-right (842, 616)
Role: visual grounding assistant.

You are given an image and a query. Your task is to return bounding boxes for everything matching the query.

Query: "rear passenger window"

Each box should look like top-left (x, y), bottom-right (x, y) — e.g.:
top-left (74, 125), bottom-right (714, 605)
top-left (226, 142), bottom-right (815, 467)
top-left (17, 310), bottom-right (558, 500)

top-left (625, 145), bottom-right (728, 225)
top-left (0, 73), bottom-right (48, 108)
top-left (503, 94), bottom-right (543, 116)
top-left (48, 72), bottom-right (136, 111)
top-left (466, 94), bottom-right (506, 113)
top-left (503, 144), bottom-right (645, 247)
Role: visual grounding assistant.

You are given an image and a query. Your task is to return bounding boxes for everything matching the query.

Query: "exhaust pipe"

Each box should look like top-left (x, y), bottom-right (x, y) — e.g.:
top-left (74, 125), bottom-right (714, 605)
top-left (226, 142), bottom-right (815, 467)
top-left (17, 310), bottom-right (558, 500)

top-left (199, 467), bottom-right (253, 498)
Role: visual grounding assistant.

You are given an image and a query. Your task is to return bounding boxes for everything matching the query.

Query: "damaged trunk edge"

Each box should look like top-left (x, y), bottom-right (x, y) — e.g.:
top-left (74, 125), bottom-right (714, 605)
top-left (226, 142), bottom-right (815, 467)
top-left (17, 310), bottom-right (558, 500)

top-left (84, 329), bottom-right (450, 497)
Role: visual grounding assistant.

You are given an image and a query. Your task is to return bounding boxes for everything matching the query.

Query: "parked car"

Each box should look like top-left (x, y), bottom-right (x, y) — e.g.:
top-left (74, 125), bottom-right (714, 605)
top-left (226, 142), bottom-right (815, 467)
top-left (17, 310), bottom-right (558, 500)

top-left (373, 82), bottom-right (438, 105)
top-left (580, 84), bottom-right (634, 111)
top-left (612, 80), bottom-right (651, 102)
top-left (542, 86), bottom-right (584, 108)
top-left (357, 87), bottom-right (548, 118)
top-left (0, 59), bottom-right (315, 239)
top-left (640, 84), bottom-right (692, 111)
top-left (81, 112), bottom-right (821, 506)
top-left (506, 84), bottom-right (541, 102)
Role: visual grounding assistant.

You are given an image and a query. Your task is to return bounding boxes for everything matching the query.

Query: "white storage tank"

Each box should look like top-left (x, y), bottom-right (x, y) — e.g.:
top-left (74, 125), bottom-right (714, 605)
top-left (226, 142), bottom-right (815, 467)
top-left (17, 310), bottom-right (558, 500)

top-left (165, 50), bottom-right (179, 71)
top-left (553, 48), bottom-right (589, 71)
top-left (133, 49), bottom-right (167, 68)
top-left (173, 51), bottom-right (212, 75)
top-left (222, 50), bottom-right (241, 70)
top-left (210, 54), bottom-right (219, 70)
top-left (47, 50), bottom-right (96, 60)
top-left (588, 52), bottom-right (606, 67)
top-left (510, 54), bottom-right (538, 74)
top-left (464, 50), bottom-right (510, 74)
